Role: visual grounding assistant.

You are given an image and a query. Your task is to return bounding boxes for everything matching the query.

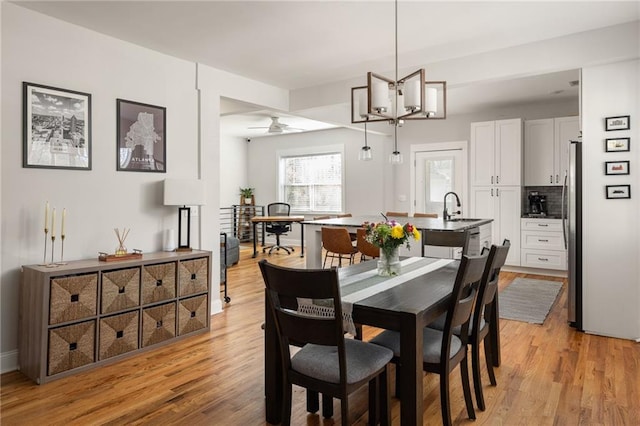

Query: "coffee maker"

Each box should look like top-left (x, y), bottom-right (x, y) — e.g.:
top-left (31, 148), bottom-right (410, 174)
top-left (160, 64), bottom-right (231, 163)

top-left (528, 191), bottom-right (548, 216)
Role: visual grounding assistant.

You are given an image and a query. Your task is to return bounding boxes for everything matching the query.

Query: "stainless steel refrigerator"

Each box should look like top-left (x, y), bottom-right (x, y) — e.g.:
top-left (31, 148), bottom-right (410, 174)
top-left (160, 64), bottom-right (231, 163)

top-left (564, 140), bottom-right (582, 330)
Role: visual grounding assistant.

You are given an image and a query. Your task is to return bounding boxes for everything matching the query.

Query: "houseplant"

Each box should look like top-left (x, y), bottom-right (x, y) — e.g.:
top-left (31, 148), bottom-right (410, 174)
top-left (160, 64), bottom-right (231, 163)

top-left (363, 220), bottom-right (420, 276)
top-left (239, 187), bottom-right (254, 204)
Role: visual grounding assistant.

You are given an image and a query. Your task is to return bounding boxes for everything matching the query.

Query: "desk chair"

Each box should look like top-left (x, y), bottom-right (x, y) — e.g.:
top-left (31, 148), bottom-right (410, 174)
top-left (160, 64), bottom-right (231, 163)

top-left (321, 227), bottom-right (358, 268)
top-left (422, 230), bottom-right (470, 258)
top-left (370, 253), bottom-right (488, 426)
top-left (263, 203), bottom-right (294, 255)
top-left (259, 260), bottom-right (392, 425)
top-left (413, 212), bottom-right (438, 218)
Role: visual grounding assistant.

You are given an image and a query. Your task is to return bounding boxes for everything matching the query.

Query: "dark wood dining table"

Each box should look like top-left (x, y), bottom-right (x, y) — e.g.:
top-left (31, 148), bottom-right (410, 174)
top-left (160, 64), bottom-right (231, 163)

top-left (263, 257), bottom-right (501, 425)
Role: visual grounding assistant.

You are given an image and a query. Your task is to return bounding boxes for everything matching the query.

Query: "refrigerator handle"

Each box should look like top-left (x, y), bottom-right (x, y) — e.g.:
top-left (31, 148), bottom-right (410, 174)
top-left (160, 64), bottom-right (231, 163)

top-left (562, 171), bottom-right (568, 249)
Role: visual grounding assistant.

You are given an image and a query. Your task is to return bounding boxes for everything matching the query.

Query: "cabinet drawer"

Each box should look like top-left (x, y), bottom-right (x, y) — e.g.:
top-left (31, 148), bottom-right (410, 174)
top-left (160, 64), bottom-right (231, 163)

top-left (49, 273), bottom-right (98, 325)
top-left (142, 302), bottom-right (176, 348)
top-left (142, 262), bottom-right (176, 304)
top-left (178, 258), bottom-right (209, 296)
top-left (101, 268), bottom-right (140, 314)
top-left (99, 310), bottom-right (139, 360)
top-left (521, 219), bottom-right (563, 232)
top-left (521, 249), bottom-right (567, 270)
top-left (178, 294), bottom-right (208, 336)
top-left (48, 320), bottom-right (95, 376)
top-left (521, 231), bottom-right (566, 250)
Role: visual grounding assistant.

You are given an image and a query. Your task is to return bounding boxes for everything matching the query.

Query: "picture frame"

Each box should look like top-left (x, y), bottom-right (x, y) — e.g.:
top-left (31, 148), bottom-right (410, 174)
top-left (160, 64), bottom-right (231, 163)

top-left (605, 115), bottom-right (630, 131)
top-left (23, 82), bottom-right (91, 170)
top-left (606, 185), bottom-right (631, 199)
top-left (605, 160), bottom-right (630, 175)
top-left (605, 137), bottom-right (630, 152)
top-left (116, 99), bottom-right (166, 172)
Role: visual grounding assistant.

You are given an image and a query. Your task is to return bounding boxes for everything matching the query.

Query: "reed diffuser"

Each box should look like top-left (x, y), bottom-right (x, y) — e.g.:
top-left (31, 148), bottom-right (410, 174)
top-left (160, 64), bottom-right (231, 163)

top-left (114, 228), bottom-right (130, 256)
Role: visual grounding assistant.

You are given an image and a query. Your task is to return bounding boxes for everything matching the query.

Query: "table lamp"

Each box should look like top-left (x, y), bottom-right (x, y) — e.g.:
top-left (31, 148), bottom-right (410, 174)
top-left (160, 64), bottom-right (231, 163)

top-left (163, 178), bottom-right (206, 251)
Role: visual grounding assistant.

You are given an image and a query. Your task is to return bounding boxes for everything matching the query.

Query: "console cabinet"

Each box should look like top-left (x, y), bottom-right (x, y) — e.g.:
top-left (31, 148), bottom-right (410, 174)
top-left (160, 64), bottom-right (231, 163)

top-left (19, 250), bottom-right (211, 384)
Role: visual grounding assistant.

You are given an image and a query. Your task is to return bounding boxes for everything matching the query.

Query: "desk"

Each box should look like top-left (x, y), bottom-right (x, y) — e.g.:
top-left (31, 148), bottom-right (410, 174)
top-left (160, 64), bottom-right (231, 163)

top-left (251, 216), bottom-right (305, 258)
top-left (264, 257), bottom-right (474, 425)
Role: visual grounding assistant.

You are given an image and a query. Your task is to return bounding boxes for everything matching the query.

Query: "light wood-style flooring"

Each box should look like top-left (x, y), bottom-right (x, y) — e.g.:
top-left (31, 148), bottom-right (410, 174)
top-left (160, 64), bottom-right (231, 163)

top-left (2, 245), bottom-right (639, 425)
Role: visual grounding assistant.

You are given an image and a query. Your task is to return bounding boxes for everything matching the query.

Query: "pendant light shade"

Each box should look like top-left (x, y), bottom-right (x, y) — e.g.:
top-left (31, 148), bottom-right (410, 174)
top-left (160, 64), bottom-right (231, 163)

top-left (359, 121), bottom-right (373, 161)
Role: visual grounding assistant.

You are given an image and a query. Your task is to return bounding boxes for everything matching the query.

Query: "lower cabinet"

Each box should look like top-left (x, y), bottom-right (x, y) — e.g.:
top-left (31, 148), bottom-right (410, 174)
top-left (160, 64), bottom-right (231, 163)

top-left (19, 250), bottom-right (212, 384)
top-left (520, 218), bottom-right (567, 270)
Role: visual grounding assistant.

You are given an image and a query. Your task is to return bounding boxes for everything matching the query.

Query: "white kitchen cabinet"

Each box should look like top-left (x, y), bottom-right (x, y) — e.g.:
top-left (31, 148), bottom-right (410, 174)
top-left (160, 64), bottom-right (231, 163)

top-left (524, 116), bottom-right (579, 186)
top-left (470, 118), bottom-right (522, 186)
top-left (520, 218), bottom-right (567, 270)
top-left (470, 186), bottom-right (521, 266)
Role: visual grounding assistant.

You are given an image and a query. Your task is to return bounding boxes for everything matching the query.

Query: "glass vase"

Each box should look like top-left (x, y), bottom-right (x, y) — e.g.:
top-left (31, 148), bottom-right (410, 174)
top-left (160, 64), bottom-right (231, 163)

top-left (377, 247), bottom-right (401, 276)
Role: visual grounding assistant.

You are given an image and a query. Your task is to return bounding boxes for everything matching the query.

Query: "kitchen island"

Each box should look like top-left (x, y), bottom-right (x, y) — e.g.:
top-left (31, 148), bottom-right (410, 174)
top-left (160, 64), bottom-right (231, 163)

top-left (303, 215), bottom-right (493, 269)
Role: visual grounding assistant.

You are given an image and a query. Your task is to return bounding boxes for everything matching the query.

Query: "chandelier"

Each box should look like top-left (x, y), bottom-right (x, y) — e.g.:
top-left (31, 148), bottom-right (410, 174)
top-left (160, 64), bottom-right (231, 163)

top-left (351, 0), bottom-right (447, 164)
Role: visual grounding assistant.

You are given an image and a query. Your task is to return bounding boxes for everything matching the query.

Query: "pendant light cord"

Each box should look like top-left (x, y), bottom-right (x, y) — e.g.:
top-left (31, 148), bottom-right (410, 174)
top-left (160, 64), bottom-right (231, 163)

top-left (393, 0), bottom-right (399, 153)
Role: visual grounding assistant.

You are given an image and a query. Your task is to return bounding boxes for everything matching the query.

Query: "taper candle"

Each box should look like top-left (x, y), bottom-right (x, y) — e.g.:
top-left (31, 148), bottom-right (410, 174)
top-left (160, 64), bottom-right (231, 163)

top-left (51, 208), bottom-right (56, 238)
top-left (61, 208), bottom-right (66, 236)
top-left (45, 201), bottom-right (49, 231)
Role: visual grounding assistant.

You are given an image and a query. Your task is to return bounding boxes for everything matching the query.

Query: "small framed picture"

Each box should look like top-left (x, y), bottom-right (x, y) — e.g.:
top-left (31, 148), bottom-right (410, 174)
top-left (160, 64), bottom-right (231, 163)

top-left (605, 115), bottom-right (630, 131)
top-left (23, 82), bottom-right (91, 170)
top-left (606, 185), bottom-right (631, 199)
top-left (605, 160), bottom-right (630, 175)
top-left (605, 137), bottom-right (630, 152)
top-left (117, 99), bottom-right (166, 172)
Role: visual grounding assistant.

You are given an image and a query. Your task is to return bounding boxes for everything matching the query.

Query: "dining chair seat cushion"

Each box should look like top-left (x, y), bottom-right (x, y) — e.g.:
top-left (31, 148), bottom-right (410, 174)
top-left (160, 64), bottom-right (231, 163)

top-left (428, 313), bottom-right (486, 337)
top-left (291, 339), bottom-right (393, 385)
top-left (370, 328), bottom-right (463, 364)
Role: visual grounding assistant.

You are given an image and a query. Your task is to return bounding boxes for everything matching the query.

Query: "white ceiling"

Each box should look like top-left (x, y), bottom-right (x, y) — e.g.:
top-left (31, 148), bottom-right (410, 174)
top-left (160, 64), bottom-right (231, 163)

top-left (14, 1), bottom-right (639, 137)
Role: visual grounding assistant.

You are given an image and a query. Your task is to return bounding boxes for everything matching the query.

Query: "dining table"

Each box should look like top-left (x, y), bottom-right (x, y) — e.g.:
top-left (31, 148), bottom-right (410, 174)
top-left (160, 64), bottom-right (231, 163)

top-left (263, 256), bottom-right (500, 425)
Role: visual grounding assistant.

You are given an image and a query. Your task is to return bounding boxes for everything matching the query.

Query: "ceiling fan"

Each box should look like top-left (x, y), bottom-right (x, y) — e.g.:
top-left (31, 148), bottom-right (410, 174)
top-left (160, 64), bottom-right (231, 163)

top-left (248, 116), bottom-right (305, 134)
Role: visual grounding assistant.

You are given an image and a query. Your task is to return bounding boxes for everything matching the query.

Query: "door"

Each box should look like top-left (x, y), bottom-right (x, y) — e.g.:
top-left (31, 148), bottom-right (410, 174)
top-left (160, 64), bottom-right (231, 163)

top-left (496, 186), bottom-right (521, 266)
top-left (524, 119), bottom-right (554, 186)
top-left (555, 116), bottom-right (579, 186)
top-left (495, 118), bottom-right (523, 186)
top-left (470, 121), bottom-right (495, 186)
top-left (415, 150), bottom-right (464, 217)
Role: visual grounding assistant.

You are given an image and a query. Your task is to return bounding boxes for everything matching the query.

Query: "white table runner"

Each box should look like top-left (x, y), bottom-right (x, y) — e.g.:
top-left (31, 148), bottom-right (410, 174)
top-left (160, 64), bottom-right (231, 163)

top-left (298, 257), bottom-right (455, 335)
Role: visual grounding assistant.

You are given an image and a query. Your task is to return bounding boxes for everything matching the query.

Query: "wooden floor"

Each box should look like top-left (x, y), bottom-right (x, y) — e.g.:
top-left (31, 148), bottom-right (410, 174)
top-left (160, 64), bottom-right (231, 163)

top-left (2, 245), bottom-right (639, 425)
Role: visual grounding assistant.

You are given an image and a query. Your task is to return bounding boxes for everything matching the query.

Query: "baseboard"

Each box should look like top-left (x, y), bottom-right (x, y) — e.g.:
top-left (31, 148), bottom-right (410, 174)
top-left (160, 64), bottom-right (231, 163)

top-left (502, 265), bottom-right (568, 278)
top-left (1, 349), bottom-right (19, 374)
top-left (211, 297), bottom-right (223, 315)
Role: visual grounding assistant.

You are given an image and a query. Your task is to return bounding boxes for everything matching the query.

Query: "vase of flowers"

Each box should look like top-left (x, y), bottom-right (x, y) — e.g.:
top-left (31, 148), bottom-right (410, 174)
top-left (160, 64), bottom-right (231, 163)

top-left (363, 220), bottom-right (421, 276)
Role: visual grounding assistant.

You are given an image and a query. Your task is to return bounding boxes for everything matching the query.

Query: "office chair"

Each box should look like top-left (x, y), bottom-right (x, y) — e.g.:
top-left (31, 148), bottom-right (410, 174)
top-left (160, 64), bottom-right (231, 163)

top-left (263, 202), bottom-right (294, 255)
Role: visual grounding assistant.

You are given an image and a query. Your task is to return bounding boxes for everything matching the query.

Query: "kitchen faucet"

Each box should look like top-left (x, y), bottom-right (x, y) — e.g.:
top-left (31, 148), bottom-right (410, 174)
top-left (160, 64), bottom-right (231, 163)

top-left (443, 191), bottom-right (461, 221)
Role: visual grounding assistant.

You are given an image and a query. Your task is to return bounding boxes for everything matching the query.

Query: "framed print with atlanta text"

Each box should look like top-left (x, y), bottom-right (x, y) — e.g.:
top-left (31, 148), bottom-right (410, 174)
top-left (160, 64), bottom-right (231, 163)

top-left (23, 82), bottom-right (91, 170)
top-left (117, 99), bottom-right (166, 172)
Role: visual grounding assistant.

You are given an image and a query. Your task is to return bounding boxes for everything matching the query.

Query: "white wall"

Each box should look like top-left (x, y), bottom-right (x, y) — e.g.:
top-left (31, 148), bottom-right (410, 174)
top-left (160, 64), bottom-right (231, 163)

top-left (0, 4), bottom-right (201, 371)
top-left (581, 60), bottom-right (640, 340)
top-left (219, 132), bottom-right (249, 207)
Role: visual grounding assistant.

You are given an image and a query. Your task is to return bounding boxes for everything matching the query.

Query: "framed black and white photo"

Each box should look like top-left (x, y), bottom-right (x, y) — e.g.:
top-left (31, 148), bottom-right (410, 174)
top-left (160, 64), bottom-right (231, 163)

top-left (117, 99), bottom-right (166, 172)
top-left (606, 185), bottom-right (631, 199)
top-left (605, 160), bottom-right (630, 175)
top-left (23, 82), bottom-right (91, 170)
top-left (605, 115), bottom-right (630, 131)
top-left (605, 137), bottom-right (630, 152)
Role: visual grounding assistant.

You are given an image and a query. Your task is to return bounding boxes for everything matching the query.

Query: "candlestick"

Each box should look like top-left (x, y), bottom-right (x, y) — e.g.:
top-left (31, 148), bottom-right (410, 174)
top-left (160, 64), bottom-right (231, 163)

top-left (61, 208), bottom-right (66, 236)
top-left (45, 201), bottom-right (49, 230)
top-left (51, 208), bottom-right (56, 238)
top-left (58, 234), bottom-right (67, 265)
top-left (41, 228), bottom-right (49, 265)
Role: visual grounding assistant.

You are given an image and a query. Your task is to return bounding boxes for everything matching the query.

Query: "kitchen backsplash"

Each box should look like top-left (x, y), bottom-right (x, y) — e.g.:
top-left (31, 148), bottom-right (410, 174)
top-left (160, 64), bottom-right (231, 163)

top-left (522, 186), bottom-right (564, 217)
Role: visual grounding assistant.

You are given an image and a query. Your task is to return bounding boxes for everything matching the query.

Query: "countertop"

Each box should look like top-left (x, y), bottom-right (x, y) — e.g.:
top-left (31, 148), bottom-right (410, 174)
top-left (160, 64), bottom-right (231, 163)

top-left (302, 215), bottom-right (493, 231)
top-left (521, 214), bottom-right (562, 220)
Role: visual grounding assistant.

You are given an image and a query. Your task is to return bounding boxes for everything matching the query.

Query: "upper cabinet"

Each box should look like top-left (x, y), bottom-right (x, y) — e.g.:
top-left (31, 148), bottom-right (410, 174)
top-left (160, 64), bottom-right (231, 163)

top-left (524, 116), bottom-right (579, 186)
top-left (470, 119), bottom-right (522, 186)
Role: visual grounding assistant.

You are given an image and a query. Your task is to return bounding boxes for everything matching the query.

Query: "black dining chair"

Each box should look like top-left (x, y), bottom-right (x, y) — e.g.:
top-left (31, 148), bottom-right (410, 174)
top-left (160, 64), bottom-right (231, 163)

top-left (369, 253), bottom-right (488, 426)
top-left (259, 260), bottom-right (393, 425)
top-left (427, 240), bottom-right (510, 411)
top-left (263, 202), bottom-right (294, 255)
top-left (421, 229), bottom-right (470, 258)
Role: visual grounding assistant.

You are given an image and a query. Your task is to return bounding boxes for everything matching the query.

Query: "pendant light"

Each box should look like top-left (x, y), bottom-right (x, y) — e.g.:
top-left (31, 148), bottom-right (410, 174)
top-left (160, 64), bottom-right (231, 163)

top-left (359, 121), bottom-right (373, 161)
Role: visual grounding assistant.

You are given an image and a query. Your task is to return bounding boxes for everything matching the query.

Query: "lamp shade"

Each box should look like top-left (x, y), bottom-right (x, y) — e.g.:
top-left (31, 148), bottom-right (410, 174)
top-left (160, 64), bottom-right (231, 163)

top-left (164, 179), bottom-right (206, 206)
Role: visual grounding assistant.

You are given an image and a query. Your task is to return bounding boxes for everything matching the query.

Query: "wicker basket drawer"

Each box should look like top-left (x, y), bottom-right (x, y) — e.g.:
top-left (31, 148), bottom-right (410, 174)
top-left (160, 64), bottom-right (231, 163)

top-left (141, 262), bottom-right (176, 305)
top-left (99, 311), bottom-right (139, 361)
top-left (48, 320), bottom-right (95, 376)
top-left (142, 302), bottom-right (176, 348)
top-left (178, 258), bottom-right (209, 297)
top-left (49, 273), bottom-right (98, 325)
top-left (101, 268), bottom-right (140, 314)
top-left (178, 295), bottom-right (208, 336)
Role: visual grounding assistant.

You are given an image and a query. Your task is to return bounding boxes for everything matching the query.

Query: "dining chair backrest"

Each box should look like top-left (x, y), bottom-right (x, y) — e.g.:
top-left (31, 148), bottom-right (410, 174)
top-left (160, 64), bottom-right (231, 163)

top-left (313, 215), bottom-right (331, 220)
top-left (423, 230), bottom-right (470, 256)
top-left (385, 211), bottom-right (408, 217)
top-left (321, 227), bottom-right (355, 255)
top-left (476, 240), bottom-right (510, 325)
top-left (336, 213), bottom-right (352, 218)
top-left (356, 228), bottom-right (379, 259)
top-left (413, 212), bottom-right (438, 218)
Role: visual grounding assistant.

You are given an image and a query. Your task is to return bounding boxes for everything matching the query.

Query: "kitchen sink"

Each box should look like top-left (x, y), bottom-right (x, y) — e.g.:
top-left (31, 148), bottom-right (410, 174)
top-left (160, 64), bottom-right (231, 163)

top-left (445, 218), bottom-right (482, 222)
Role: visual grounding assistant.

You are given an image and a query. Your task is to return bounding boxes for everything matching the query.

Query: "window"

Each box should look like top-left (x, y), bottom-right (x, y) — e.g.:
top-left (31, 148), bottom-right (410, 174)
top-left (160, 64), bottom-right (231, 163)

top-left (278, 148), bottom-right (343, 213)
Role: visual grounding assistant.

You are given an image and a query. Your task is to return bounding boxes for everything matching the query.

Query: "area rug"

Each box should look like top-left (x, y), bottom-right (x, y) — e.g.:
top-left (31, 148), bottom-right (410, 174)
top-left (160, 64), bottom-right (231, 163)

top-left (499, 278), bottom-right (562, 325)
